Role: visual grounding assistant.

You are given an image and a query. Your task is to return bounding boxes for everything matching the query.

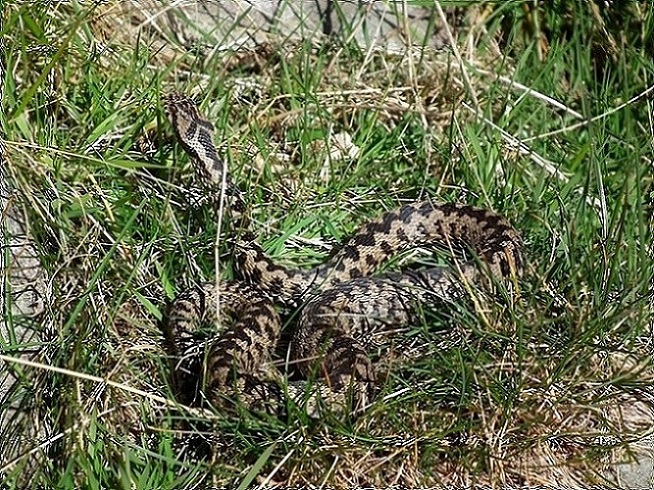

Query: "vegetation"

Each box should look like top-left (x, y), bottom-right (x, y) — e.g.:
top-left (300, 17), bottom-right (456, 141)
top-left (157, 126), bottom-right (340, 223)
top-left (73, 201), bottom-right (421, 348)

top-left (1, 1), bottom-right (652, 487)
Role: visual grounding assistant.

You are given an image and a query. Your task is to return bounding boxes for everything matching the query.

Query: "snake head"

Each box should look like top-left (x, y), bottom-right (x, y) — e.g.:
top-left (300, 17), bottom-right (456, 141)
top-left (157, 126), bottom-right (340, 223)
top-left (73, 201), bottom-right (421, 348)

top-left (163, 92), bottom-right (216, 159)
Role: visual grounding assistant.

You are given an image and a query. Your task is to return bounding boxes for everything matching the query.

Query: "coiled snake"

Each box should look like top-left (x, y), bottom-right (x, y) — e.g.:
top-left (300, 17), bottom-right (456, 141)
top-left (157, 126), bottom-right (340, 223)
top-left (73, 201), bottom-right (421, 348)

top-left (161, 93), bottom-right (524, 416)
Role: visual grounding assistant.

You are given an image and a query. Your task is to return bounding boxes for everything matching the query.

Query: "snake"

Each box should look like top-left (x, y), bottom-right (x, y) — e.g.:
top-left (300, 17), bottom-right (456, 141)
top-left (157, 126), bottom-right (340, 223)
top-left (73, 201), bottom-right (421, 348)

top-left (161, 92), bottom-right (524, 416)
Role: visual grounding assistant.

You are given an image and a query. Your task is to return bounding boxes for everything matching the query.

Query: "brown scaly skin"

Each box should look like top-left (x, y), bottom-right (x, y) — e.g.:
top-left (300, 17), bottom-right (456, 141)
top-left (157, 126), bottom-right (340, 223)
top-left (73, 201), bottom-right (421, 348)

top-left (161, 282), bottom-right (283, 411)
top-left (161, 92), bottom-right (524, 416)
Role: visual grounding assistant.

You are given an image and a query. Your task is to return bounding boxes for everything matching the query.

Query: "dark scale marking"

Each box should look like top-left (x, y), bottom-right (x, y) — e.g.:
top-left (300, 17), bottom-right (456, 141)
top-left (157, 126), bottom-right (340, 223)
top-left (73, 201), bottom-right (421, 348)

top-left (379, 211), bottom-right (400, 232)
top-left (399, 205), bottom-right (416, 223)
top-left (395, 227), bottom-right (409, 243)
top-left (197, 118), bottom-right (214, 132)
top-left (342, 244), bottom-right (361, 262)
top-left (365, 253), bottom-right (378, 267)
top-left (269, 277), bottom-right (285, 294)
top-left (182, 120), bottom-right (198, 143)
top-left (352, 232), bottom-right (376, 247)
top-left (200, 134), bottom-right (218, 160)
top-left (418, 201), bottom-right (440, 217)
top-left (245, 263), bottom-right (263, 283)
top-left (348, 267), bottom-right (362, 279)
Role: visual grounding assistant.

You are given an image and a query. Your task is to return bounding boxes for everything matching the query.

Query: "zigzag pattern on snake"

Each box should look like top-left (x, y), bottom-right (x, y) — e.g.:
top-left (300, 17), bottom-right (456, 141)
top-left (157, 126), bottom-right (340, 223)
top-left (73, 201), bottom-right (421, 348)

top-left (161, 93), bottom-right (524, 416)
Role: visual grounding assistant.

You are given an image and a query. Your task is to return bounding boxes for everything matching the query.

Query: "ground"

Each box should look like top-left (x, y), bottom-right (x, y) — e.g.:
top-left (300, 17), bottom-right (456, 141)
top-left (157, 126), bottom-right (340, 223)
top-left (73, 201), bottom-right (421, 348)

top-left (1, 2), bottom-right (653, 488)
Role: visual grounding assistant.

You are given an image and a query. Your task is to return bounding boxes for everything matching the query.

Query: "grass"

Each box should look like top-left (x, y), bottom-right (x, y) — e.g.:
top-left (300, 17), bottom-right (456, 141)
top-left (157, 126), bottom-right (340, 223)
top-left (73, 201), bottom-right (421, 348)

top-left (1, 1), bottom-right (653, 488)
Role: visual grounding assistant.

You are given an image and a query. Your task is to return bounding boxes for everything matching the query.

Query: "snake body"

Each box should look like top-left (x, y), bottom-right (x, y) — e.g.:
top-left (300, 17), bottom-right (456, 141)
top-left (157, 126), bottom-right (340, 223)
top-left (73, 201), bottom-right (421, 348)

top-left (162, 93), bottom-right (523, 415)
